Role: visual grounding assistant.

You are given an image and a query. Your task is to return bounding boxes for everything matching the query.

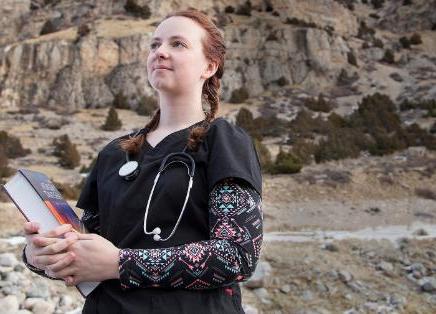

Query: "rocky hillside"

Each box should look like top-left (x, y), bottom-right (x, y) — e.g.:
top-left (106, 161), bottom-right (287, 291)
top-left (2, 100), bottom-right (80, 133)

top-left (0, 0), bottom-right (435, 115)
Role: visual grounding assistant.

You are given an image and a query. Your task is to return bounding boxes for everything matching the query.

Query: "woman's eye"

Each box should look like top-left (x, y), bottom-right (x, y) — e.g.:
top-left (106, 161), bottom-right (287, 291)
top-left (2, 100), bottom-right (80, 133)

top-left (173, 41), bottom-right (185, 48)
top-left (150, 43), bottom-right (158, 49)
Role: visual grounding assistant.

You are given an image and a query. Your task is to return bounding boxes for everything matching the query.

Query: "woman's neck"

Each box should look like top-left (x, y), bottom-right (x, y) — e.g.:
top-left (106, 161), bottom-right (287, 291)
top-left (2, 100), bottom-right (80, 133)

top-left (156, 92), bottom-right (206, 130)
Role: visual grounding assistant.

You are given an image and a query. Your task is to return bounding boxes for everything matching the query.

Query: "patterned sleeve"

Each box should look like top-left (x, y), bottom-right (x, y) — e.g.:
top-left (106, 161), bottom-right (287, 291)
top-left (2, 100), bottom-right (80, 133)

top-left (118, 177), bottom-right (263, 290)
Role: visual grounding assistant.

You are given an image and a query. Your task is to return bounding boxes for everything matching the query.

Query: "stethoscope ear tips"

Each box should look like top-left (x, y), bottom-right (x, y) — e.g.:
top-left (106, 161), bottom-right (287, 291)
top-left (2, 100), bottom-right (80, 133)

top-left (153, 234), bottom-right (161, 241)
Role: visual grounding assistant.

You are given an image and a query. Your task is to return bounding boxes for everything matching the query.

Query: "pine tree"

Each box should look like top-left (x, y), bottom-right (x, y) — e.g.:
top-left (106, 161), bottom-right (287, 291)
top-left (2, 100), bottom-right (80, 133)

top-left (101, 106), bottom-right (122, 131)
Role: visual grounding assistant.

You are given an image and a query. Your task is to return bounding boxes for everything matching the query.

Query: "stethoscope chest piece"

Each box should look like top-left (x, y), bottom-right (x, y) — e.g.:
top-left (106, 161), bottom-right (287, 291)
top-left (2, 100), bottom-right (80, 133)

top-left (119, 160), bottom-right (139, 181)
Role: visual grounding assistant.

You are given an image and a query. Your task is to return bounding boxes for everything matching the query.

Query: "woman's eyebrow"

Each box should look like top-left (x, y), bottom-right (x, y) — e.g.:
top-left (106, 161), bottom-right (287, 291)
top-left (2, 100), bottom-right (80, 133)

top-left (151, 35), bottom-right (190, 43)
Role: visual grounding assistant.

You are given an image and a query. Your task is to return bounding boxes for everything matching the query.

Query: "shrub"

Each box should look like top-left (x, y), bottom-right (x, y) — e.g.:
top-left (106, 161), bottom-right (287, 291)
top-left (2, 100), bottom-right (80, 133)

top-left (415, 188), bottom-right (436, 200)
top-left (382, 49), bottom-right (395, 64)
top-left (357, 21), bottom-right (375, 40)
top-left (431, 121), bottom-right (436, 134)
top-left (113, 91), bottom-right (130, 110)
top-left (284, 17), bottom-right (318, 28)
top-left (52, 180), bottom-right (81, 200)
top-left (373, 38), bottom-right (384, 48)
top-left (0, 131), bottom-right (31, 158)
top-left (290, 138), bottom-right (318, 165)
top-left (337, 69), bottom-right (359, 86)
top-left (101, 106), bottom-right (122, 131)
top-left (409, 33), bottom-right (423, 45)
top-left (229, 87), bottom-right (249, 103)
top-left (253, 138), bottom-right (272, 170)
top-left (235, 1), bottom-right (252, 16)
top-left (314, 128), bottom-right (365, 162)
top-left (253, 115), bottom-right (288, 138)
top-left (289, 109), bottom-right (332, 139)
top-left (52, 134), bottom-right (81, 169)
top-left (0, 147), bottom-right (14, 178)
top-left (268, 147), bottom-right (303, 174)
top-left (347, 51), bottom-right (358, 67)
top-left (77, 24), bottom-right (90, 37)
top-left (136, 95), bottom-right (158, 116)
top-left (328, 112), bottom-right (349, 128)
top-left (276, 76), bottom-right (289, 86)
top-left (399, 36), bottom-right (411, 49)
top-left (40, 18), bottom-right (62, 35)
top-left (224, 6), bottom-right (235, 13)
top-left (235, 107), bottom-right (262, 140)
top-left (371, 0), bottom-right (385, 9)
top-left (403, 0), bottom-right (413, 5)
top-left (124, 0), bottom-right (151, 19)
top-left (403, 123), bottom-right (436, 150)
top-left (304, 93), bottom-right (333, 113)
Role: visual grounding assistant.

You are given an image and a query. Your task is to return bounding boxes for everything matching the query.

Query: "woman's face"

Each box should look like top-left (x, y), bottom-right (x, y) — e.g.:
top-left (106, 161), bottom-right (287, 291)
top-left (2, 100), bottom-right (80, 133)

top-left (147, 16), bottom-right (212, 95)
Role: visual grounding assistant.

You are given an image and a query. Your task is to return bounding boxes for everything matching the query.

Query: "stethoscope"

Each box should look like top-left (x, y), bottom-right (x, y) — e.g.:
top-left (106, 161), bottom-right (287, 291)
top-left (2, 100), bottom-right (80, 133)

top-left (118, 127), bottom-right (196, 242)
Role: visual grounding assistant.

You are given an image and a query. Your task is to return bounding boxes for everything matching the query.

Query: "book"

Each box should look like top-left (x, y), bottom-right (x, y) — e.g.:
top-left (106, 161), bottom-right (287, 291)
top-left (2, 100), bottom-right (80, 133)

top-left (1, 168), bottom-right (100, 297)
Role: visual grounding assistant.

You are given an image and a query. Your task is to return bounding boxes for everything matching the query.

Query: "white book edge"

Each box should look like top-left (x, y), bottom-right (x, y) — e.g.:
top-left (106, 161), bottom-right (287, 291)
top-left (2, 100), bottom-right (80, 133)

top-left (2, 170), bottom-right (100, 297)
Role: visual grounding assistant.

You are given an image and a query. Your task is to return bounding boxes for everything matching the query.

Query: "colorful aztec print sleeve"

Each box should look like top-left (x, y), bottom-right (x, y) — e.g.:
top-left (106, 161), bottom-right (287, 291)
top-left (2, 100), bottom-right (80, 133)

top-left (118, 177), bottom-right (263, 290)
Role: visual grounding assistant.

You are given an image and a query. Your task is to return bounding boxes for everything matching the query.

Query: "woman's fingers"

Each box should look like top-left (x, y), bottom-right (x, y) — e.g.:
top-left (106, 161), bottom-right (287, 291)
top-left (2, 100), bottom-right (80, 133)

top-left (24, 221), bottom-right (40, 235)
top-left (39, 224), bottom-right (73, 239)
top-left (33, 237), bottom-right (78, 264)
top-left (51, 265), bottom-right (76, 279)
top-left (47, 251), bottom-right (76, 272)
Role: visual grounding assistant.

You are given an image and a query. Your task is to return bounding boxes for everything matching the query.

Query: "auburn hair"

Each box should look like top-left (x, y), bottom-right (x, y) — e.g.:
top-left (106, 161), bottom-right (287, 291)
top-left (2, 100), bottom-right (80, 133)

top-left (118, 8), bottom-right (226, 154)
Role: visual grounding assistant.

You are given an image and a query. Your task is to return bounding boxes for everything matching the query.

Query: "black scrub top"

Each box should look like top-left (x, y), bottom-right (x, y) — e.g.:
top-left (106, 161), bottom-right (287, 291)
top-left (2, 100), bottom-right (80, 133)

top-left (75, 117), bottom-right (262, 314)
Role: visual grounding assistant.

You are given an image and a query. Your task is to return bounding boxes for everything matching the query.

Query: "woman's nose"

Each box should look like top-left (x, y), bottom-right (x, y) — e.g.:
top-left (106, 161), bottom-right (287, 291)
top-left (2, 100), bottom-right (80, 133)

top-left (155, 45), bottom-right (169, 59)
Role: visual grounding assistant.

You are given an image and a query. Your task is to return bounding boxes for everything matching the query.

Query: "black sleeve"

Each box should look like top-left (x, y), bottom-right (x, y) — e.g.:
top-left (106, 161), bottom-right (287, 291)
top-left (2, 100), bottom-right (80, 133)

top-left (76, 152), bottom-right (101, 234)
top-left (21, 245), bottom-right (64, 281)
top-left (206, 119), bottom-right (262, 197)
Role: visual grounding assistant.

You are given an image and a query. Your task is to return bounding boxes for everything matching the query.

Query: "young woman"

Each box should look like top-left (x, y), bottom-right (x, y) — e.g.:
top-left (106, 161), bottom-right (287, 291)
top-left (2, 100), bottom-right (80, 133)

top-left (22, 9), bottom-right (263, 314)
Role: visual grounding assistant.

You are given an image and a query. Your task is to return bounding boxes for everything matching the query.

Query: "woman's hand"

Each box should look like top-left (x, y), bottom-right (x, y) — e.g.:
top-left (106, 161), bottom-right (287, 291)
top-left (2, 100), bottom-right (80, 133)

top-left (48, 232), bottom-right (120, 286)
top-left (23, 222), bottom-right (78, 278)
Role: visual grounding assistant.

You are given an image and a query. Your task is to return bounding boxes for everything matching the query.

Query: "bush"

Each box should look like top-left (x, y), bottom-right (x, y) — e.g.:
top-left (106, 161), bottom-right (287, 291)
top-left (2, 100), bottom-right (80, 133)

top-left (0, 131), bottom-right (31, 158)
top-left (229, 87), bottom-right (249, 103)
top-left (382, 49), bottom-right (395, 64)
top-left (289, 109), bottom-right (332, 139)
top-left (431, 121), bottom-right (436, 134)
top-left (113, 91), bottom-right (130, 110)
top-left (268, 147), bottom-right (303, 174)
top-left (136, 95), bottom-right (158, 116)
top-left (40, 18), bottom-right (62, 35)
top-left (337, 69), bottom-right (359, 86)
top-left (409, 33), bottom-right (423, 45)
top-left (403, 123), bottom-right (436, 150)
top-left (52, 180), bottom-right (81, 200)
top-left (124, 0), bottom-right (151, 19)
top-left (357, 21), bottom-right (375, 40)
top-left (399, 36), bottom-right (411, 49)
top-left (224, 6), bottom-right (235, 13)
top-left (371, 0), bottom-right (385, 9)
top-left (328, 112), bottom-right (349, 128)
top-left (101, 106), bottom-right (122, 131)
top-left (314, 128), bottom-right (366, 162)
top-left (304, 93), bottom-right (333, 113)
top-left (403, 0), bottom-right (413, 5)
top-left (284, 17), bottom-right (318, 28)
top-left (276, 76), bottom-right (289, 86)
top-left (235, 1), bottom-right (252, 16)
top-left (373, 38), bottom-right (384, 48)
top-left (290, 138), bottom-right (318, 165)
top-left (0, 147), bottom-right (14, 178)
top-left (253, 138), bottom-right (272, 170)
top-left (52, 134), bottom-right (81, 169)
top-left (235, 107), bottom-right (262, 140)
top-left (253, 115), bottom-right (288, 138)
top-left (347, 51), bottom-right (358, 67)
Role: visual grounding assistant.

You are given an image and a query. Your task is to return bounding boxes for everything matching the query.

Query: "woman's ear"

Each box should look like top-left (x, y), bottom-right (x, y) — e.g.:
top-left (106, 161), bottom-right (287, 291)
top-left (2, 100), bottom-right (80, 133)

top-left (202, 61), bottom-right (218, 80)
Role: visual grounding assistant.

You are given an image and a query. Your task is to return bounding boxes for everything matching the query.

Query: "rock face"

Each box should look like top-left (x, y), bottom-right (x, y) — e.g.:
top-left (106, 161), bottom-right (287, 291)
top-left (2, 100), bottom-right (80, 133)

top-left (0, 0), bottom-right (356, 113)
top-left (0, 0), bottom-right (435, 114)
